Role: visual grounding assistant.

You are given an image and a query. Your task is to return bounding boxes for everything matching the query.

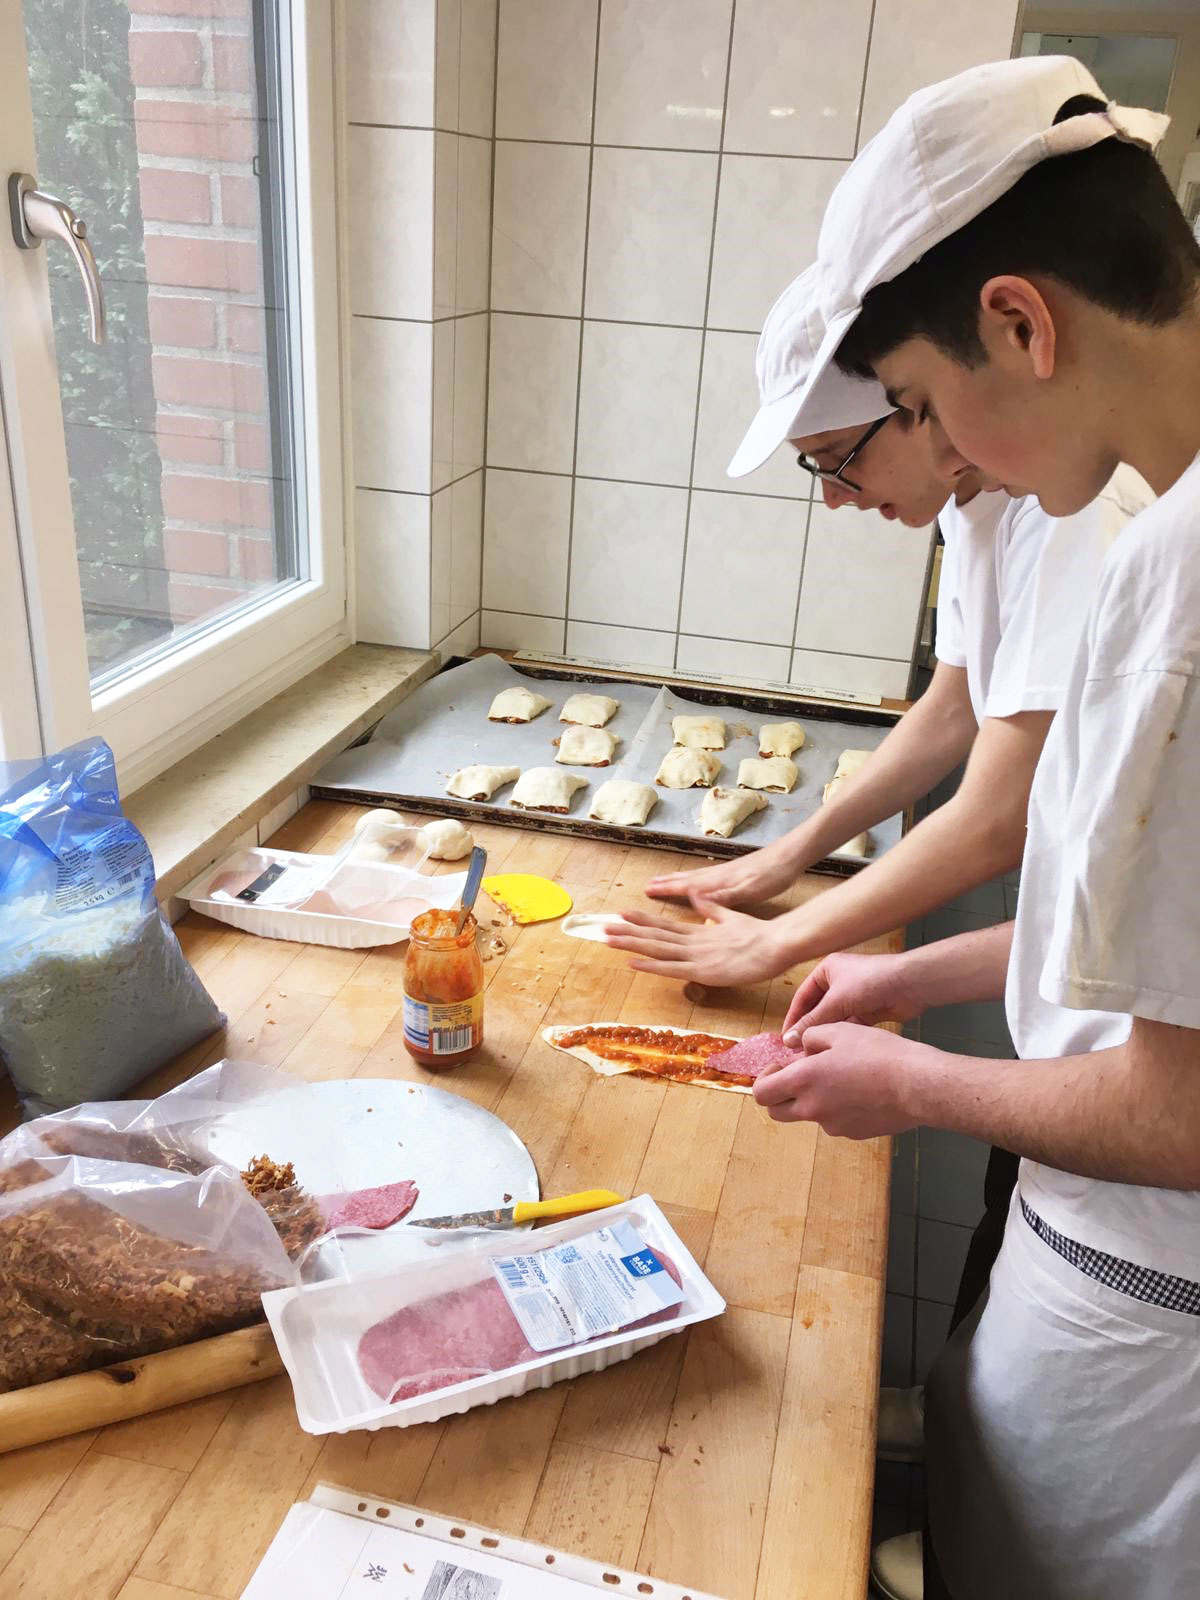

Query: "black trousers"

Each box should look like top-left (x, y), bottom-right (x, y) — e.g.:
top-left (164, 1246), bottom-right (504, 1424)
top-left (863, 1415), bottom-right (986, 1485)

top-left (923, 1146), bottom-right (1021, 1599)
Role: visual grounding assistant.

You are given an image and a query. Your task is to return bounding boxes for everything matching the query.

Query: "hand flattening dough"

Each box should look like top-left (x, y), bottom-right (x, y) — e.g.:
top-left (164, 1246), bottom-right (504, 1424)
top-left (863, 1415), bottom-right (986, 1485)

top-left (737, 756), bottom-right (798, 793)
top-left (590, 779), bottom-right (658, 827)
top-left (511, 766), bottom-right (588, 814)
top-left (759, 721), bottom-right (806, 758)
top-left (488, 686), bottom-right (552, 723)
top-left (555, 725), bottom-right (619, 766)
top-left (560, 692), bottom-right (619, 727)
top-left (671, 714), bottom-right (726, 750)
top-left (446, 763), bottom-right (520, 801)
top-left (700, 787), bottom-right (768, 838)
top-left (417, 817), bottom-right (475, 860)
top-left (655, 747), bottom-right (722, 789)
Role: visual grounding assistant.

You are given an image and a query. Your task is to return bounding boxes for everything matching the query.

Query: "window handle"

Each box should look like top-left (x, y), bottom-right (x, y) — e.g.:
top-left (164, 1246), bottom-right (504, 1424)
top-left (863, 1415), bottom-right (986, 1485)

top-left (8, 172), bottom-right (107, 345)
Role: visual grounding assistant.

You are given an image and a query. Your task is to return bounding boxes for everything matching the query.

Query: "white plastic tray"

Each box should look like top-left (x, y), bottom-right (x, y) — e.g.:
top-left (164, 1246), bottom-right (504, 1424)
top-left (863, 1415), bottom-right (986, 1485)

top-left (180, 846), bottom-right (467, 948)
top-left (262, 1195), bottom-right (725, 1434)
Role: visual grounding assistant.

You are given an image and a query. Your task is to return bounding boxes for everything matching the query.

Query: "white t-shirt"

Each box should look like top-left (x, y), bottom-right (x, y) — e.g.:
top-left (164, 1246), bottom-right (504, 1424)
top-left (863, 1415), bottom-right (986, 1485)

top-left (935, 466), bottom-right (1150, 724)
top-left (1008, 452), bottom-right (1200, 1280)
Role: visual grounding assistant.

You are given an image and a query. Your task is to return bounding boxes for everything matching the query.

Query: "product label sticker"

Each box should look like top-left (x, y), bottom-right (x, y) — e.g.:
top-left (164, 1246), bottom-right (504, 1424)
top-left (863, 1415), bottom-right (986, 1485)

top-left (491, 1220), bottom-right (684, 1354)
top-left (402, 992), bottom-right (483, 1056)
top-left (51, 821), bottom-right (150, 913)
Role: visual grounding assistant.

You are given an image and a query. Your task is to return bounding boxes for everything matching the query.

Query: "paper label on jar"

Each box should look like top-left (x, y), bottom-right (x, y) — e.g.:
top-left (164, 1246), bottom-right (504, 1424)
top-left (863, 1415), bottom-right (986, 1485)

top-left (402, 991), bottom-right (483, 1056)
top-left (491, 1220), bottom-right (684, 1353)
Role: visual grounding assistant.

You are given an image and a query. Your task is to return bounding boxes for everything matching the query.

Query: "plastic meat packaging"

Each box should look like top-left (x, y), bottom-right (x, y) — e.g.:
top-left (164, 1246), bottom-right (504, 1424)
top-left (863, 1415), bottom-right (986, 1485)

top-left (0, 1060), bottom-right (344, 1393)
top-left (262, 1195), bottom-right (726, 1434)
top-left (0, 738), bottom-right (224, 1116)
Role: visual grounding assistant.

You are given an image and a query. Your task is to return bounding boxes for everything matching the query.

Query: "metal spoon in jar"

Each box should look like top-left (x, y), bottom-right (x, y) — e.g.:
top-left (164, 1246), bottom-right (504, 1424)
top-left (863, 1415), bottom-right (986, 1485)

top-left (455, 845), bottom-right (488, 935)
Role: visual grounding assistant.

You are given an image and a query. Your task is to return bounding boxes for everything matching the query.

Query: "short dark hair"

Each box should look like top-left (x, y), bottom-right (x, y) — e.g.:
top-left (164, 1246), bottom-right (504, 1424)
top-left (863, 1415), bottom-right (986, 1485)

top-left (837, 95), bottom-right (1200, 377)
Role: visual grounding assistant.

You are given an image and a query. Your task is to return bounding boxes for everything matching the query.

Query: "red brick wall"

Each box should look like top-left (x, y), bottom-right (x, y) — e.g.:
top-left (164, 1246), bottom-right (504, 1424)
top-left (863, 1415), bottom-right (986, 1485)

top-left (128, 1), bottom-right (277, 624)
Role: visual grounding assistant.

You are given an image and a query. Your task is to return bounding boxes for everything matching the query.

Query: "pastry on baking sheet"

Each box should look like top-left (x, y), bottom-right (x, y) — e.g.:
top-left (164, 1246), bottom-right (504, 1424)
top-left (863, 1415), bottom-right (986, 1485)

top-left (671, 713), bottom-right (726, 750)
top-left (736, 756), bottom-right (798, 794)
top-left (758, 720), bottom-right (806, 758)
top-left (510, 766), bottom-right (588, 814)
top-left (824, 747), bottom-right (873, 804)
top-left (835, 831), bottom-right (874, 859)
top-left (699, 786), bottom-right (768, 838)
top-left (655, 747), bottom-right (722, 789)
top-left (590, 779), bottom-right (658, 827)
top-left (560, 692), bottom-right (619, 727)
top-left (488, 686), bottom-right (552, 723)
top-left (445, 763), bottom-right (520, 801)
top-left (555, 725), bottom-right (619, 767)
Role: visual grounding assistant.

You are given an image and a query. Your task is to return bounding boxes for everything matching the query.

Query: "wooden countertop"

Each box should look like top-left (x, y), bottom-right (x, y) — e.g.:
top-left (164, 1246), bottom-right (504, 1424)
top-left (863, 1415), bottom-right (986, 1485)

top-left (0, 801), bottom-right (900, 1600)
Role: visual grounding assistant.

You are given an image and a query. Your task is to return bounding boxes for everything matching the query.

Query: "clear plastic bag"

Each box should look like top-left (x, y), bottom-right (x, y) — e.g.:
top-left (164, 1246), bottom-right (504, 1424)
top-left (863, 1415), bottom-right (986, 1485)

top-left (0, 737), bottom-right (225, 1116)
top-left (0, 1060), bottom-right (324, 1393)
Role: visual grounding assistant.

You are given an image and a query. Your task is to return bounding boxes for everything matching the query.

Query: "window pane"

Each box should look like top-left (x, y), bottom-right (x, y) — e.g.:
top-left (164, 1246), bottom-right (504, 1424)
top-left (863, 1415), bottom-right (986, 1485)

top-left (24, 0), bottom-right (305, 687)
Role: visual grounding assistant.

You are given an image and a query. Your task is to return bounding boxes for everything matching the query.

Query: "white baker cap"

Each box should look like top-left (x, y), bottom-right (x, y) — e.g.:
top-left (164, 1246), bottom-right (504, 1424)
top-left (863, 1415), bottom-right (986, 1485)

top-left (727, 55), bottom-right (1168, 479)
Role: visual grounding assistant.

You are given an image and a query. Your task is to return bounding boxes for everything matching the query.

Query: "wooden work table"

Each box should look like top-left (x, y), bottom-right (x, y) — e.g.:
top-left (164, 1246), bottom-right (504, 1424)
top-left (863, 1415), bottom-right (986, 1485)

top-left (0, 801), bottom-right (901, 1600)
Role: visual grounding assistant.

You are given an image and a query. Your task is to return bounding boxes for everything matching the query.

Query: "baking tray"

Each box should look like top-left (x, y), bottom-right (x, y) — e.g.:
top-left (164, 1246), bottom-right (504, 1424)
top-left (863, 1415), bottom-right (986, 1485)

top-left (310, 654), bottom-right (906, 875)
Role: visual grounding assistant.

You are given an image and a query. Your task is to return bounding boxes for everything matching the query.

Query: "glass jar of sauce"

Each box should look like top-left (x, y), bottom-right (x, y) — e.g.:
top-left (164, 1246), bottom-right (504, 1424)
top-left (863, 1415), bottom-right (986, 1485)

top-left (402, 908), bottom-right (484, 1066)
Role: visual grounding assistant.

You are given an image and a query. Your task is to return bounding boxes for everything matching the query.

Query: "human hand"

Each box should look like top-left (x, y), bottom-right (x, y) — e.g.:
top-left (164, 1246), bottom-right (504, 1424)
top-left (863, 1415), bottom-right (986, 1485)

top-left (644, 844), bottom-right (799, 908)
top-left (604, 894), bottom-right (793, 987)
top-left (753, 1022), bottom-right (933, 1139)
top-left (781, 951), bottom-right (924, 1045)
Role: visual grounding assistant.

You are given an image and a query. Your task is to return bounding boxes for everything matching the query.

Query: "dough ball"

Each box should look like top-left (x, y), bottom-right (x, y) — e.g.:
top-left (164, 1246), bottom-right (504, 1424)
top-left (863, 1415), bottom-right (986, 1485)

top-left (417, 817), bottom-right (475, 861)
top-left (351, 839), bottom-right (392, 863)
top-left (353, 806), bottom-right (403, 836)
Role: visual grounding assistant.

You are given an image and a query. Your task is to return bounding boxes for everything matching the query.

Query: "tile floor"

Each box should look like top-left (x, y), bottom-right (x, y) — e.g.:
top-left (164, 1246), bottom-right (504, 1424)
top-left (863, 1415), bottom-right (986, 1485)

top-left (869, 770), bottom-right (1021, 1566)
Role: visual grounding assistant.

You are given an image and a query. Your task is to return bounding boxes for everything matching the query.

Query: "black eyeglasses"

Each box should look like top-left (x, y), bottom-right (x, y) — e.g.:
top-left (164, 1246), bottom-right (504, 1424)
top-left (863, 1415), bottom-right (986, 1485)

top-left (796, 412), bottom-right (893, 494)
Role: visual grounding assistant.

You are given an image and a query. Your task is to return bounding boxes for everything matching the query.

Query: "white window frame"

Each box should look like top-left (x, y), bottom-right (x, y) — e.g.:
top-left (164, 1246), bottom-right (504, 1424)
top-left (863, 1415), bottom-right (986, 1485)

top-left (0, 0), bottom-right (350, 790)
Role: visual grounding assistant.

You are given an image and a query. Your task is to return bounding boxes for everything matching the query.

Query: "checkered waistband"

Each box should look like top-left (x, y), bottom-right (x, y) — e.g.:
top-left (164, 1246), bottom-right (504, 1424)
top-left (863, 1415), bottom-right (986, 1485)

top-left (1020, 1197), bottom-right (1200, 1317)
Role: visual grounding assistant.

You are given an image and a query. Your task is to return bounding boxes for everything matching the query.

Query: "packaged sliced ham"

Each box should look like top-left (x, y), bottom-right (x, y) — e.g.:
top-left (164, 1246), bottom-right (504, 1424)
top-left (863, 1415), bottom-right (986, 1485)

top-left (262, 1196), bottom-right (724, 1434)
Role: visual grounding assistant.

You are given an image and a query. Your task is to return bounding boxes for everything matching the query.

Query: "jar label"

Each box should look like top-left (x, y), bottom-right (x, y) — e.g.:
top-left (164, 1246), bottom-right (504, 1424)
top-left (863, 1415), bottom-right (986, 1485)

top-left (403, 991), bottom-right (483, 1056)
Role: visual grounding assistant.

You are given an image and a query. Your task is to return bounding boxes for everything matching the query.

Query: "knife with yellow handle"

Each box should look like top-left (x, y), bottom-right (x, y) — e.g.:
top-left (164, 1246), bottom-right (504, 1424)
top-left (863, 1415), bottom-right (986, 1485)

top-left (407, 1188), bottom-right (624, 1230)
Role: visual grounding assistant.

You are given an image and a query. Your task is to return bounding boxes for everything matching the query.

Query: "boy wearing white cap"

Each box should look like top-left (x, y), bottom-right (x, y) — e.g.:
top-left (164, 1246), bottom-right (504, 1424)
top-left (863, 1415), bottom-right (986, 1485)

top-left (748, 56), bottom-right (1200, 1600)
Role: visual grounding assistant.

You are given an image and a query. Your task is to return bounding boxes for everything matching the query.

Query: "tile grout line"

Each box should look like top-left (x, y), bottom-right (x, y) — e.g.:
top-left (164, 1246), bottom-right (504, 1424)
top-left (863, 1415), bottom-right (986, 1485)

top-left (852, 0), bottom-right (880, 157)
top-left (477, 0), bottom-right (502, 642)
top-left (348, 122), bottom-right (856, 165)
top-left (786, 479), bottom-right (817, 684)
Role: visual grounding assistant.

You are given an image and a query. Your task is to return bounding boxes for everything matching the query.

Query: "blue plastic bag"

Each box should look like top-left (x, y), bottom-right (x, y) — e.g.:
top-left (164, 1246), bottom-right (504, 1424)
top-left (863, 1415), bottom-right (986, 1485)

top-left (0, 738), bottom-right (225, 1116)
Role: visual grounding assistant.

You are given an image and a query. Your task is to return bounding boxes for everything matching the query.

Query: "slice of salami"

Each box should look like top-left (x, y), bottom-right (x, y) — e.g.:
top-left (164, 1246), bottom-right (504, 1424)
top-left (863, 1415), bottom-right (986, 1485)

top-left (706, 1032), bottom-right (801, 1080)
top-left (321, 1179), bottom-right (419, 1231)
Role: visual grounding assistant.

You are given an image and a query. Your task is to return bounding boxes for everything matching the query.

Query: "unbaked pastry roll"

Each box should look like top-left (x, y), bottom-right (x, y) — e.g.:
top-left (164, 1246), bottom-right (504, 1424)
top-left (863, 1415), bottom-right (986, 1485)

top-left (699, 786), bottom-right (768, 838)
top-left (737, 756), bottom-right (798, 793)
top-left (446, 764), bottom-right (520, 801)
top-left (671, 714), bottom-right (726, 750)
top-left (511, 766), bottom-right (588, 814)
top-left (758, 721), bottom-right (806, 758)
top-left (590, 779), bottom-right (658, 827)
top-left (655, 747), bottom-right (722, 788)
top-left (556, 725), bottom-right (619, 766)
top-left (488, 686), bottom-right (552, 723)
top-left (560, 692), bottom-right (619, 727)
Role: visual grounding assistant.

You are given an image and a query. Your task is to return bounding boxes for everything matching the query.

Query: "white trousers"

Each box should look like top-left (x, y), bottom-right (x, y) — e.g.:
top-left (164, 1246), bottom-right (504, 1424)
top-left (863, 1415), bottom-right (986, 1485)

top-left (926, 1190), bottom-right (1200, 1600)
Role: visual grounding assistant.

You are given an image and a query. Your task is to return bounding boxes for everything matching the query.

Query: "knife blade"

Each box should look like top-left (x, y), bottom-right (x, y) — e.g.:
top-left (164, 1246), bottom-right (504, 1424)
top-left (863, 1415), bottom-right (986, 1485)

top-left (407, 1187), bottom-right (624, 1231)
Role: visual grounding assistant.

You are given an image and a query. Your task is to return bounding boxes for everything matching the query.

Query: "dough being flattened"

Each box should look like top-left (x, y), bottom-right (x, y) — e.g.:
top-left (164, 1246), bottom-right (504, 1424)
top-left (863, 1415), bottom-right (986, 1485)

top-left (511, 766), bottom-right (588, 814)
top-left (737, 756), bottom-right (798, 794)
top-left (759, 720), bottom-right (806, 758)
top-left (655, 747), bottom-right (722, 789)
top-left (488, 686), bottom-right (552, 723)
top-left (590, 779), bottom-right (658, 828)
top-left (671, 714), bottom-right (726, 750)
top-left (556, 725), bottom-right (619, 767)
top-left (560, 692), bottom-right (619, 727)
top-left (446, 764), bottom-right (520, 801)
top-left (700, 787), bottom-right (768, 838)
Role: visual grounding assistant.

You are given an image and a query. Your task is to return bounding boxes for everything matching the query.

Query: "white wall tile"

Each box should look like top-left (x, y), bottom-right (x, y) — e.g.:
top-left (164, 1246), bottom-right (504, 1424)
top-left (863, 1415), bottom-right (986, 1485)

top-left (675, 635), bottom-right (790, 682)
top-left (481, 609), bottom-right (566, 651)
top-left (451, 471), bottom-right (484, 625)
top-left (487, 314), bottom-right (581, 474)
top-left (256, 788), bottom-right (304, 845)
top-left (352, 318), bottom-right (433, 492)
top-left (495, 0), bottom-right (598, 143)
top-left (430, 484), bottom-right (454, 642)
top-left (355, 489), bottom-right (432, 647)
top-left (708, 156), bottom-right (847, 333)
top-left (492, 141), bottom-right (590, 316)
top-left (693, 330), bottom-right (810, 498)
top-left (482, 468), bottom-right (572, 615)
top-left (459, 0), bottom-right (498, 138)
top-left (432, 318), bottom-right (455, 490)
top-left (437, 610), bottom-right (483, 655)
top-left (433, 133), bottom-right (458, 318)
top-left (566, 620), bottom-right (676, 669)
top-left (679, 490), bottom-right (806, 645)
top-left (594, 0), bottom-right (731, 152)
top-left (456, 135), bottom-right (492, 314)
top-left (576, 322), bottom-right (702, 487)
top-left (858, 0), bottom-right (1021, 149)
top-left (435, 0), bottom-right (461, 131)
top-left (584, 148), bottom-right (718, 326)
top-left (568, 479), bottom-right (687, 631)
top-left (452, 313), bottom-right (488, 478)
top-left (347, 127), bottom-right (434, 320)
top-left (725, 0), bottom-right (872, 158)
top-left (790, 648), bottom-right (912, 700)
top-left (342, 0), bottom-right (436, 127)
top-left (794, 501), bottom-right (933, 658)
